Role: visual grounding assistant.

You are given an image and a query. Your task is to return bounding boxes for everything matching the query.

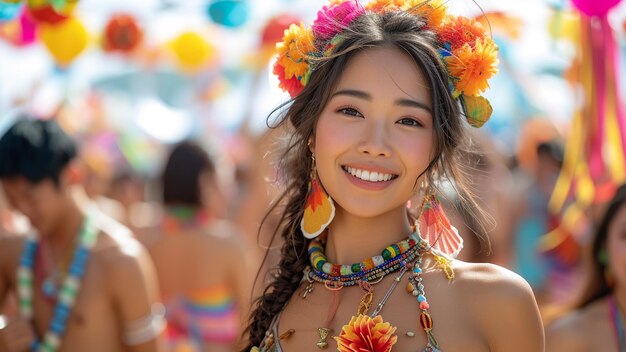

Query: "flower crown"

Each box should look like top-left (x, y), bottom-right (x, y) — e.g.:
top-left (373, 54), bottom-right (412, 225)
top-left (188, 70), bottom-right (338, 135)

top-left (273, 0), bottom-right (499, 128)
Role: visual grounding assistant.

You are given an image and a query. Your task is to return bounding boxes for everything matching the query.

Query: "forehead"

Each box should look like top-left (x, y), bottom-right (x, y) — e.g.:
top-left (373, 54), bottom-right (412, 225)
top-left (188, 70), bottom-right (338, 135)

top-left (334, 46), bottom-right (431, 101)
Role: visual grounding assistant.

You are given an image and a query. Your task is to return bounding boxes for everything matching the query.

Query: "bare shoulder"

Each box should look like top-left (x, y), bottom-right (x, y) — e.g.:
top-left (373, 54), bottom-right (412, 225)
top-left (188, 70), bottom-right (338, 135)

top-left (451, 260), bottom-right (544, 351)
top-left (202, 220), bottom-right (248, 255)
top-left (453, 260), bottom-right (536, 299)
top-left (90, 213), bottom-right (151, 274)
top-left (546, 299), bottom-right (607, 351)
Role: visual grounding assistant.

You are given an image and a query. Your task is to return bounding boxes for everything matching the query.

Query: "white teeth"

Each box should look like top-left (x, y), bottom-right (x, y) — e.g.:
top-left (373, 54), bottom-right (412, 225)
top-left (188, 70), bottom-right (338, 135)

top-left (345, 167), bottom-right (395, 183)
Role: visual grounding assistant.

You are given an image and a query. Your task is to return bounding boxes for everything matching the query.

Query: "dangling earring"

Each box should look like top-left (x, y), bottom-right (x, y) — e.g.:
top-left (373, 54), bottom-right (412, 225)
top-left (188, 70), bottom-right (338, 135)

top-left (416, 193), bottom-right (463, 258)
top-left (300, 155), bottom-right (336, 239)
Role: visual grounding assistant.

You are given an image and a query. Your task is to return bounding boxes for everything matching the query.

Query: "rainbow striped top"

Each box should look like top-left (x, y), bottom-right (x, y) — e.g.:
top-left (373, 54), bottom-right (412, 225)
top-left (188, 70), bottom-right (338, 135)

top-left (166, 283), bottom-right (239, 350)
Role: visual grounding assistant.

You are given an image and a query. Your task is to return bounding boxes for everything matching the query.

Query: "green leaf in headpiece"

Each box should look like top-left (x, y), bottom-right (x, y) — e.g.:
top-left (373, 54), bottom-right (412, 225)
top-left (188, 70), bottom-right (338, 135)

top-left (461, 95), bottom-right (492, 128)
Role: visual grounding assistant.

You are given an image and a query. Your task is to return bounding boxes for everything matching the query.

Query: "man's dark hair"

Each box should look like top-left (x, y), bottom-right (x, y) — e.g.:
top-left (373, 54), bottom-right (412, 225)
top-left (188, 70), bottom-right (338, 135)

top-left (0, 118), bottom-right (77, 185)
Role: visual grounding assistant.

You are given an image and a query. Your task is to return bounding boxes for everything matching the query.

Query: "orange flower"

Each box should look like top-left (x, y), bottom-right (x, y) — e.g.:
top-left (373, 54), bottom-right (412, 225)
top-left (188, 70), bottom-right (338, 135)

top-left (445, 38), bottom-right (498, 97)
top-left (335, 315), bottom-right (398, 352)
top-left (405, 0), bottom-right (447, 26)
top-left (275, 23), bottom-right (315, 81)
top-left (437, 15), bottom-right (486, 51)
top-left (365, 0), bottom-right (404, 13)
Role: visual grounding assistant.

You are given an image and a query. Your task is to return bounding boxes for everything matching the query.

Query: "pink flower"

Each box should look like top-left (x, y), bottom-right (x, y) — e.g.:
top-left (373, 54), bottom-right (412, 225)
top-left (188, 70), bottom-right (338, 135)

top-left (312, 1), bottom-right (365, 41)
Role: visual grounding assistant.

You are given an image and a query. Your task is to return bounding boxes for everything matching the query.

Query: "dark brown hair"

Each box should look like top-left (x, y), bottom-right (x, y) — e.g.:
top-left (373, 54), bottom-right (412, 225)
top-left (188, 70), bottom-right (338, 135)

top-left (575, 184), bottom-right (626, 309)
top-left (243, 9), bottom-right (487, 349)
top-left (161, 140), bottom-right (215, 206)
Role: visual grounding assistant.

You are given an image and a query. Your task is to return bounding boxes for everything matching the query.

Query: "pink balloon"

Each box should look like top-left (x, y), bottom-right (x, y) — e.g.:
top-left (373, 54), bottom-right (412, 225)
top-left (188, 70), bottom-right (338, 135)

top-left (571, 0), bottom-right (622, 16)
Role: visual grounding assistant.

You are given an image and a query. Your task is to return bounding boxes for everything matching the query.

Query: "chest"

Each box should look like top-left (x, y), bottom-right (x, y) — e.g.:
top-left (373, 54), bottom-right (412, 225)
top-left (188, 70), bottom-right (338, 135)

top-left (276, 278), bottom-right (488, 352)
top-left (10, 256), bottom-right (113, 339)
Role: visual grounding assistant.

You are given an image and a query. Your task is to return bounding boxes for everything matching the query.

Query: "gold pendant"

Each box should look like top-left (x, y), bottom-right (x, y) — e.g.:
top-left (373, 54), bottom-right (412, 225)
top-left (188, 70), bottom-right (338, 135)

top-left (316, 327), bottom-right (332, 349)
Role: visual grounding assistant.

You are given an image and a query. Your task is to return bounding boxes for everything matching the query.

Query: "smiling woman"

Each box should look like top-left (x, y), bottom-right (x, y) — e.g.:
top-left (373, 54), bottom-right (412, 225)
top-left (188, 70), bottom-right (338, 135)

top-left (242, 1), bottom-right (544, 352)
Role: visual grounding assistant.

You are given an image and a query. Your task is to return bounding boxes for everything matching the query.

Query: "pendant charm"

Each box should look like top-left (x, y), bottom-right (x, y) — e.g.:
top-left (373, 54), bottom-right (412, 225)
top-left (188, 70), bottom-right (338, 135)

top-left (316, 327), bottom-right (332, 349)
top-left (302, 282), bottom-right (314, 299)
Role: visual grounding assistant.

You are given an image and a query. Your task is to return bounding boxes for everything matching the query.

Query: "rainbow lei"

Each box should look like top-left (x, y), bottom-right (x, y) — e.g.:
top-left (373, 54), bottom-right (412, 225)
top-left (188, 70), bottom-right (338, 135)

top-left (273, 0), bottom-right (499, 128)
top-left (17, 215), bottom-right (99, 352)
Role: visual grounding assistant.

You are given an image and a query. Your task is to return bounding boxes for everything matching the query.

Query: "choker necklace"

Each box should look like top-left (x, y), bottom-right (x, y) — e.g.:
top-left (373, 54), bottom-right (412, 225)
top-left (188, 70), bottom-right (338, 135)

top-left (303, 232), bottom-right (449, 352)
top-left (17, 214), bottom-right (99, 352)
top-left (161, 206), bottom-right (211, 234)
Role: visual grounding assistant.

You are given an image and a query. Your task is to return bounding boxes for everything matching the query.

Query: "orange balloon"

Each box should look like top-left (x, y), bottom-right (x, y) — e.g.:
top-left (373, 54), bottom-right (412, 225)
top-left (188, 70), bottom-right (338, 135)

top-left (39, 17), bottom-right (88, 66)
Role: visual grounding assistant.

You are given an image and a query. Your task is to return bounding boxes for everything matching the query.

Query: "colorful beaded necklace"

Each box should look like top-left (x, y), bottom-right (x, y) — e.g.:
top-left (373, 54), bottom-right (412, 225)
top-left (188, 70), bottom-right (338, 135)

top-left (304, 232), bottom-right (447, 352)
top-left (17, 214), bottom-right (99, 352)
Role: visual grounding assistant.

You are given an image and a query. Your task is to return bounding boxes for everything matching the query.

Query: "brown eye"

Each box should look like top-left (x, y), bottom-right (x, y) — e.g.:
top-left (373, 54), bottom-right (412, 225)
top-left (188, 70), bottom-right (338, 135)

top-left (338, 107), bottom-right (363, 117)
top-left (397, 117), bottom-right (422, 127)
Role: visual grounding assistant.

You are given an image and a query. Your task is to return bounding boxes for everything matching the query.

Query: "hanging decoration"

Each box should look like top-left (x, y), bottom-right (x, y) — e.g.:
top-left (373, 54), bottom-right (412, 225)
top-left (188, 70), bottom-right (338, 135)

top-left (102, 13), bottom-right (143, 54)
top-left (39, 17), bottom-right (89, 67)
top-left (26, 0), bottom-right (77, 24)
top-left (542, 0), bottom-right (625, 252)
top-left (0, 7), bottom-right (37, 45)
top-left (206, 0), bottom-right (249, 28)
top-left (0, 0), bottom-right (23, 22)
top-left (167, 31), bottom-right (216, 73)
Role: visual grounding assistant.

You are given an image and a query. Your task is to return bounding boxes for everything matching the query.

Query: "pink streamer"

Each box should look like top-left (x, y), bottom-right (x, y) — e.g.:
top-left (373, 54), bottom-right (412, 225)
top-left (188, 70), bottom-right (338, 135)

top-left (603, 16), bottom-right (626, 160)
top-left (587, 15), bottom-right (606, 181)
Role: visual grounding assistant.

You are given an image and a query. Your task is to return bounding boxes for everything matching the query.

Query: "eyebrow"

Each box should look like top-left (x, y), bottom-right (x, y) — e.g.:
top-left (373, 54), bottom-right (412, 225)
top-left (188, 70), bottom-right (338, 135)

top-left (332, 89), bottom-right (432, 113)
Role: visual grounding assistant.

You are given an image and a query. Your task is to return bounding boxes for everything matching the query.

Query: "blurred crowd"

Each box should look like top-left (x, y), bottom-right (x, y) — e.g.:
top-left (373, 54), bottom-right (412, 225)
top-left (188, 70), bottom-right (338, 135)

top-left (0, 111), bottom-right (620, 351)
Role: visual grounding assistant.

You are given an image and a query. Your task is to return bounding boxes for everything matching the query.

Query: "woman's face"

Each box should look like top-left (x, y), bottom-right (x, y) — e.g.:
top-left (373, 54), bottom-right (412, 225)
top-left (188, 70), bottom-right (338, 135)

top-left (607, 202), bottom-right (626, 289)
top-left (312, 46), bottom-right (435, 218)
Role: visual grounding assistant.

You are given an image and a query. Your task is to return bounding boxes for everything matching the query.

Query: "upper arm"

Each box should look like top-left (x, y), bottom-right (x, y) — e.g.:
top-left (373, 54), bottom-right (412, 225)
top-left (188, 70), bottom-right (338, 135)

top-left (105, 239), bottom-right (166, 352)
top-left (476, 267), bottom-right (545, 352)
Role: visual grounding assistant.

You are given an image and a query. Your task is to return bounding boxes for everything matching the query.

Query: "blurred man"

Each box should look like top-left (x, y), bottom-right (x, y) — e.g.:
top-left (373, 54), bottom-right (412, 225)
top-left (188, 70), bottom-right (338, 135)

top-left (0, 118), bottom-right (165, 352)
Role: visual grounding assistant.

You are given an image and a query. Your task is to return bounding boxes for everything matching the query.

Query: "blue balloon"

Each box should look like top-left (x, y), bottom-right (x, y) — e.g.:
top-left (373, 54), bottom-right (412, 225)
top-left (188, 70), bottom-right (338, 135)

top-left (0, 1), bottom-right (23, 22)
top-left (207, 0), bottom-right (249, 28)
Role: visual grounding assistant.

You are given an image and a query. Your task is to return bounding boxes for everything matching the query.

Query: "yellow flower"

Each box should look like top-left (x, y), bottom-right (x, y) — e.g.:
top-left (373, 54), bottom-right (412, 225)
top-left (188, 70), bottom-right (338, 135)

top-left (335, 314), bottom-right (398, 352)
top-left (249, 348), bottom-right (260, 352)
top-left (275, 23), bottom-right (315, 80)
top-left (445, 37), bottom-right (499, 97)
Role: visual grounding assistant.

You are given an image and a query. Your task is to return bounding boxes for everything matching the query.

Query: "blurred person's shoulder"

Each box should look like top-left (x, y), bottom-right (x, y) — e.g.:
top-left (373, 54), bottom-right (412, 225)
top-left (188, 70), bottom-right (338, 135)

top-left (546, 297), bottom-right (609, 351)
top-left (90, 211), bottom-right (151, 272)
top-left (201, 220), bottom-right (249, 255)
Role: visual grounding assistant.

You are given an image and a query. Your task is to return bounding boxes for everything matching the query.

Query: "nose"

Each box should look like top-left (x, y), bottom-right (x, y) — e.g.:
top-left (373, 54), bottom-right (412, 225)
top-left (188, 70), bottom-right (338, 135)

top-left (357, 120), bottom-right (391, 157)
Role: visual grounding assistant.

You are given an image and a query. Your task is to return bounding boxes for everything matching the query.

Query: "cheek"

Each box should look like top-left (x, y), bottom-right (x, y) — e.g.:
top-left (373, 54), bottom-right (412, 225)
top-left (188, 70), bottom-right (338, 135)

top-left (396, 134), bottom-right (434, 170)
top-left (608, 238), bottom-right (626, 278)
top-left (315, 116), bottom-right (353, 149)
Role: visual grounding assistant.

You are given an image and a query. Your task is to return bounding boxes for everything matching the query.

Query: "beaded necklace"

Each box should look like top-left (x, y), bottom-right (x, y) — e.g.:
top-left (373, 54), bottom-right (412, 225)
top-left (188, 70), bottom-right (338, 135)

top-left (17, 214), bottom-right (99, 352)
top-left (609, 295), bottom-right (626, 352)
top-left (304, 233), bottom-right (447, 352)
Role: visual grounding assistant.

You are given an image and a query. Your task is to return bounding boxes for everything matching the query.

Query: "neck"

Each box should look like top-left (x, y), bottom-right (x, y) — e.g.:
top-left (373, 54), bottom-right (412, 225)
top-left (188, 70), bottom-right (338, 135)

top-left (614, 285), bottom-right (626, 314)
top-left (324, 206), bottom-right (412, 264)
top-left (41, 198), bottom-right (85, 254)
